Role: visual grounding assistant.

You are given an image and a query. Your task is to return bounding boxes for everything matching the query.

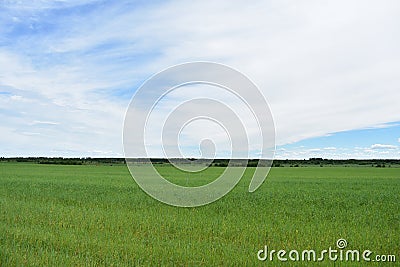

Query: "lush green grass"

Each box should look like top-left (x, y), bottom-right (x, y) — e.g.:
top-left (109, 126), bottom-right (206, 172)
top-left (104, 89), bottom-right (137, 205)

top-left (0, 163), bottom-right (399, 266)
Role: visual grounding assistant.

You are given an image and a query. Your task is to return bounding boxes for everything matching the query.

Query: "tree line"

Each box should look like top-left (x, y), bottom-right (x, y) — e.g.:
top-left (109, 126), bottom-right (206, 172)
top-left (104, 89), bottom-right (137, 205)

top-left (1, 157), bottom-right (399, 167)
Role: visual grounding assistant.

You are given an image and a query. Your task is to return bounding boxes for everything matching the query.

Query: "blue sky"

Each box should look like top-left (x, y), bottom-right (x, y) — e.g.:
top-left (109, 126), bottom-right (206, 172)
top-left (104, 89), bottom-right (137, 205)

top-left (277, 123), bottom-right (400, 159)
top-left (1, 0), bottom-right (399, 159)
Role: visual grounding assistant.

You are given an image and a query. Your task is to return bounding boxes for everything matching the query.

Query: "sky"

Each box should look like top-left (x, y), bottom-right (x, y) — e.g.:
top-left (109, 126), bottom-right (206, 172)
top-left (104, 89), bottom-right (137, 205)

top-left (0, 0), bottom-right (399, 159)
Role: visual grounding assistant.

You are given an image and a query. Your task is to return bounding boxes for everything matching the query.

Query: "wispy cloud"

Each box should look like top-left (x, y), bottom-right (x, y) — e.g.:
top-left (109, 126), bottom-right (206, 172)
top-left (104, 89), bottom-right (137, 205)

top-left (30, 120), bottom-right (60, 126)
top-left (370, 144), bottom-right (397, 150)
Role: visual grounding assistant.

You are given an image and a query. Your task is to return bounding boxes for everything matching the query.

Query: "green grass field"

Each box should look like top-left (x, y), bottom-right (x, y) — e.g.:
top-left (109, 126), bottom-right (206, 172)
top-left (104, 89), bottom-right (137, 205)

top-left (0, 163), bottom-right (399, 266)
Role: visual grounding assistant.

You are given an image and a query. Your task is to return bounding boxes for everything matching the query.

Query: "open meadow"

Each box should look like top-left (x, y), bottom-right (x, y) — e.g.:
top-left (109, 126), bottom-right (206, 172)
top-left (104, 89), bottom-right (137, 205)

top-left (0, 163), bottom-right (399, 266)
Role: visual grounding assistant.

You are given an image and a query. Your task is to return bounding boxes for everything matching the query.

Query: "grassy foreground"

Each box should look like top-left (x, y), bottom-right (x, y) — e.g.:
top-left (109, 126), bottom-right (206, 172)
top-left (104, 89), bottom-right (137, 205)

top-left (0, 163), bottom-right (399, 266)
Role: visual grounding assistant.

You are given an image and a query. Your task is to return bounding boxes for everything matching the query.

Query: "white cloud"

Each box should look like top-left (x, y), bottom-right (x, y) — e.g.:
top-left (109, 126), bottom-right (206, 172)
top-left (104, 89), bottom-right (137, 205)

top-left (30, 120), bottom-right (60, 126)
top-left (370, 144), bottom-right (397, 150)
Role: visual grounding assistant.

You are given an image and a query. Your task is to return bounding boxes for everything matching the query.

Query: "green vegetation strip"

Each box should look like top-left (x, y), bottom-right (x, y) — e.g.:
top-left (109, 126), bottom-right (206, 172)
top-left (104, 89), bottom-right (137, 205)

top-left (0, 163), bottom-right (399, 266)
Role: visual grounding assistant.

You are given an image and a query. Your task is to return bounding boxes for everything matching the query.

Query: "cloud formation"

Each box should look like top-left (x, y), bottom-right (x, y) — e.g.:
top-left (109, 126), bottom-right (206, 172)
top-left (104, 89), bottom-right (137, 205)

top-left (1, 0), bottom-right (400, 157)
top-left (370, 144), bottom-right (397, 150)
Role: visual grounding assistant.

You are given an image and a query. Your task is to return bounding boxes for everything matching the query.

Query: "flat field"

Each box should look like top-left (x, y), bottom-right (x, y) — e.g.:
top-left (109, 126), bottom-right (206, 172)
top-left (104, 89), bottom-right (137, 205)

top-left (0, 163), bottom-right (399, 266)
